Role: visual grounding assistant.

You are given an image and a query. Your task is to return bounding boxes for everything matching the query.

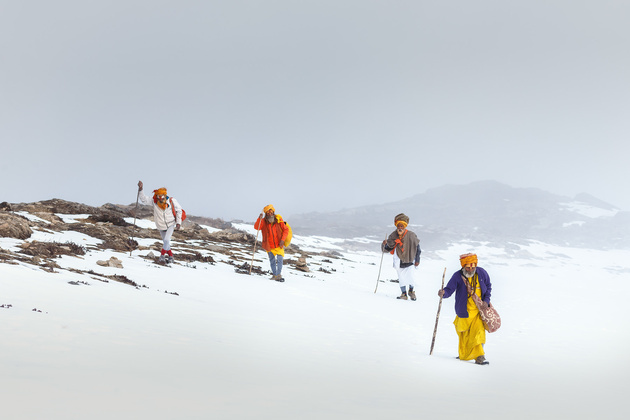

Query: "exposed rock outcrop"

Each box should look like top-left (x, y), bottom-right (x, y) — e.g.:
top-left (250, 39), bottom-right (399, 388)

top-left (0, 213), bottom-right (33, 240)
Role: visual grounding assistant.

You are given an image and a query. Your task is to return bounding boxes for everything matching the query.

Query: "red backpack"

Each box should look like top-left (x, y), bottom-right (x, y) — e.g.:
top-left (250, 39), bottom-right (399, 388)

top-left (170, 198), bottom-right (187, 221)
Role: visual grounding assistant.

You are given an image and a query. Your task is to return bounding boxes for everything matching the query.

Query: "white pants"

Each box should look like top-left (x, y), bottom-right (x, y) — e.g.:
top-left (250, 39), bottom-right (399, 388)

top-left (159, 224), bottom-right (175, 251)
top-left (393, 253), bottom-right (416, 289)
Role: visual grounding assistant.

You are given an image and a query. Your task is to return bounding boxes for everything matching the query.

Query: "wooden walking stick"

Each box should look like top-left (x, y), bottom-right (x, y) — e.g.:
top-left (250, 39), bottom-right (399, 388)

top-left (248, 220), bottom-right (261, 275)
top-left (374, 235), bottom-right (387, 293)
top-left (129, 185), bottom-right (140, 257)
top-left (430, 267), bottom-right (447, 355)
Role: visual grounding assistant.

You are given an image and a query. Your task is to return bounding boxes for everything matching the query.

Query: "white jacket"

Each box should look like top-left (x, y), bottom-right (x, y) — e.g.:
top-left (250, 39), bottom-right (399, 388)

top-left (138, 190), bottom-right (183, 230)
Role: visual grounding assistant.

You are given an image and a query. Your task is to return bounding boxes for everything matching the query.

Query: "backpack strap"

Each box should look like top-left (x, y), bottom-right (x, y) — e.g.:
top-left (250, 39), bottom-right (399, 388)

top-left (169, 198), bottom-right (177, 220)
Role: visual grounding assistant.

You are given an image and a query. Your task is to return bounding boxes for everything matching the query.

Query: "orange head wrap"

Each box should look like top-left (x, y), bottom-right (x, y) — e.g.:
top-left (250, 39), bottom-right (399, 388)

top-left (153, 188), bottom-right (168, 209)
top-left (263, 204), bottom-right (275, 214)
top-left (459, 253), bottom-right (478, 267)
top-left (394, 213), bottom-right (409, 227)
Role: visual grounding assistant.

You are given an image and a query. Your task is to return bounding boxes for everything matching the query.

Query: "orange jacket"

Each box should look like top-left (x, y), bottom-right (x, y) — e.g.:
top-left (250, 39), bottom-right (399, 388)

top-left (254, 214), bottom-right (289, 252)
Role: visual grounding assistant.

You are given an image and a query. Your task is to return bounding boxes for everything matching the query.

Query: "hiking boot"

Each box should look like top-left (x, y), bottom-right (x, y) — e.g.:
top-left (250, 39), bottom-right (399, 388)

top-left (397, 292), bottom-right (408, 300)
top-left (158, 255), bottom-right (166, 263)
top-left (270, 275), bottom-right (278, 280)
top-left (276, 276), bottom-right (285, 282)
top-left (409, 290), bottom-right (417, 301)
top-left (475, 355), bottom-right (489, 365)
top-left (166, 256), bottom-right (174, 264)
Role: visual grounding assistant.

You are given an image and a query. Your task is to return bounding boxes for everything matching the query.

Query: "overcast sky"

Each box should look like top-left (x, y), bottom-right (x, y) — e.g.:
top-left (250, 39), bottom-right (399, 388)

top-left (1, 1), bottom-right (628, 221)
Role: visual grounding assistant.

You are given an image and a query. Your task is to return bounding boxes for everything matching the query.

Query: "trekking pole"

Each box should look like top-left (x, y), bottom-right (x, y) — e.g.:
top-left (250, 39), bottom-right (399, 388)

top-left (129, 186), bottom-right (140, 257)
top-left (248, 220), bottom-right (261, 275)
top-left (374, 235), bottom-right (387, 293)
top-left (430, 267), bottom-right (447, 355)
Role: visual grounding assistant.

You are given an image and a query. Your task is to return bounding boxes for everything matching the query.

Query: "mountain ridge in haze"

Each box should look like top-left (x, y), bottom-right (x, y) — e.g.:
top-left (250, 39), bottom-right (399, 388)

top-left (289, 180), bottom-right (630, 250)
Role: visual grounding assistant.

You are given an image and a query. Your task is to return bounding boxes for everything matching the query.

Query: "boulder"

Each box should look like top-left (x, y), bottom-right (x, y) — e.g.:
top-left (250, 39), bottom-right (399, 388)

top-left (208, 228), bottom-right (255, 244)
top-left (0, 213), bottom-right (32, 239)
top-left (97, 256), bottom-right (123, 268)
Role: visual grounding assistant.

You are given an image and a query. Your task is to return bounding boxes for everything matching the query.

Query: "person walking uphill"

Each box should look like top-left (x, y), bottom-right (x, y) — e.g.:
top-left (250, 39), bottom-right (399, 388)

top-left (254, 205), bottom-right (289, 282)
top-left (137, 181), bottom-right (184, 264)
top-left (381, 213), bottom-right (421, 301)
top-left (438, 253), bottom-right (492, 365)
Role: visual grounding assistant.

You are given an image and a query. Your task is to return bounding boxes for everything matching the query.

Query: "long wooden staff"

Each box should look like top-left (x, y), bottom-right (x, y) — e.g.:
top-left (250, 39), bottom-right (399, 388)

top-left (129, 186), bottom-right (140, 257)
top-left (430, 267), bottom-right (447, 355)
top-left (248, 219), bottom-right (261, 275)
top-left (374, 235), bottom-right (387, 293)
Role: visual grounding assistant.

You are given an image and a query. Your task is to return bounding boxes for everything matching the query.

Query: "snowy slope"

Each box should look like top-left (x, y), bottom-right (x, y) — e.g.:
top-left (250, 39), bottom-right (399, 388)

top-left (1, 214), bottom-right (628, 420)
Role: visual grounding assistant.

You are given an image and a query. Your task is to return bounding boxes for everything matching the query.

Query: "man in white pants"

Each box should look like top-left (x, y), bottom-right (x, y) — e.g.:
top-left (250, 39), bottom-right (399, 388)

top-left (137, 181), bottom-right (183, 264)
top-left (381, 213), bottom-right (421, 300)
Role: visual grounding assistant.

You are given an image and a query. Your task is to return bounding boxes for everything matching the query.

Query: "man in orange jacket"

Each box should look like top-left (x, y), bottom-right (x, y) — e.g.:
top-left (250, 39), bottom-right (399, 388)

top-left (254, 205), bottom-right (289, 282)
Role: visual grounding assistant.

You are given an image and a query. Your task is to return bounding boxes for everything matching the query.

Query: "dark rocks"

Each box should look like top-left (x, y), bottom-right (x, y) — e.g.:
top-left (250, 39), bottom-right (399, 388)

top-left (19, 241), bottom-right (86, 258)
top-left (234, 262), bottom-right (266, 275)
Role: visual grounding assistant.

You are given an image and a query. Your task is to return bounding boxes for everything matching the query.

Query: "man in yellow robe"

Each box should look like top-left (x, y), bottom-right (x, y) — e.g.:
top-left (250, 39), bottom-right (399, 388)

top-left (254, 205), bottom-right (290, 282)
top-left (438, 253), bottom-right (492, 365)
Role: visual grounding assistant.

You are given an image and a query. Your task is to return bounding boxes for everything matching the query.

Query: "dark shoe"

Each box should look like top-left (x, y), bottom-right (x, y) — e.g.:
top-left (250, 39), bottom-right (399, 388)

top-left (397, 292), bottom-right (408, 300)
top-left (166, 256), bottom-right (174, 264)
top-left (158, 255), bottom-right (166, 263)
top-left (409, 290), bottom-right (417, 301)
top-left (475, 355), bottom-right (489, 365)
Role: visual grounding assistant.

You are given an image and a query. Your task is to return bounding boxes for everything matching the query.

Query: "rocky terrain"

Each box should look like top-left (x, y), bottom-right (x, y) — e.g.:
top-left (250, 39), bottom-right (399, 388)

top-left (0, 199), bottom-right (322, 281)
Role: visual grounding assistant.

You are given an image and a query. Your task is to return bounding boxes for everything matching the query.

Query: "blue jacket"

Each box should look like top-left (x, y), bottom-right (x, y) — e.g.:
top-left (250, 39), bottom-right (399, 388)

top-left (442, 267), bottom-right (492, 318)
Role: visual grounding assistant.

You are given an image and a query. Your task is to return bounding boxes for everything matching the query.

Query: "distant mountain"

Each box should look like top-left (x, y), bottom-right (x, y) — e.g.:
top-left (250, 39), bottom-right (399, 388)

top-left (289, 180), bottom-right (630, 250)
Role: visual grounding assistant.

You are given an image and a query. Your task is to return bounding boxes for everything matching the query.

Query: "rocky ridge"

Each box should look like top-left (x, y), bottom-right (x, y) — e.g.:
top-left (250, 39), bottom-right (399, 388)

top-left (0, 199), bottom-right (333, 284)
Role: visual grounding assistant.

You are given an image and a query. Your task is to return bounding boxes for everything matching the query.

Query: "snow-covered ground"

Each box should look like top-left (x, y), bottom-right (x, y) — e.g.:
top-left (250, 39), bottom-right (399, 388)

top-left (1, 215), bottom-right (628, 420)
top-left (561, 200), bottom-right (619, 218)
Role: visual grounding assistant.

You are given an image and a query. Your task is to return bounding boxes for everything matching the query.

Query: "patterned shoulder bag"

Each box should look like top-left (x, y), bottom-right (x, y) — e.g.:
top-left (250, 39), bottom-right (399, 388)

top-left (462, 274), bottom-right (501, 333)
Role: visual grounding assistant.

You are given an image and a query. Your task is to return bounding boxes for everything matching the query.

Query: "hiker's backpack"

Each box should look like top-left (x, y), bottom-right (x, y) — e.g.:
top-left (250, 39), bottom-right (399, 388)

top-left (170, 198), bottom-right (187, 222)
top-left (283, 221), bottom-right (292, 247)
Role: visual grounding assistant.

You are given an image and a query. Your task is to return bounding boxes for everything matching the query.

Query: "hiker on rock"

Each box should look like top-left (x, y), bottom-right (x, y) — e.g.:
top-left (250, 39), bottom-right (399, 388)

top-left (254, 205), bottom-right (289, 282)
top-left (381, 213), bottom-right (421, 301)
top-left (438, 253), bottom-right (492, 365)
top-left (137, 181), bottom-right (183, 264)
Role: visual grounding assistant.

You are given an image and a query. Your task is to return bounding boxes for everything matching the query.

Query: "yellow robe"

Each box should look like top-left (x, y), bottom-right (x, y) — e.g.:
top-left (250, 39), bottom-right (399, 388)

top-left (453, 276), bottom-right (486, 361)
top-left (269, 246), bottom-right (284, 257)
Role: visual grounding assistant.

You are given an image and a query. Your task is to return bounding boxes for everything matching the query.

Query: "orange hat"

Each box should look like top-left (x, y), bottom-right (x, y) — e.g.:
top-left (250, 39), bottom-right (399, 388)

top-left (153, 188), bottom-right (167, 196)
top-left (459, 253), bottom-right (478, 267)
top-left (396, 220), bottom-right (408, 228)
top-left (263, 204), bottom-right (275, 214)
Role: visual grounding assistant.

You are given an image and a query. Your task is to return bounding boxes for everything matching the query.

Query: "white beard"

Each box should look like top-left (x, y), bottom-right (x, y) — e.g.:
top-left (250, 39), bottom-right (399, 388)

top-left (463, 268), bottom-right (476, 278)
